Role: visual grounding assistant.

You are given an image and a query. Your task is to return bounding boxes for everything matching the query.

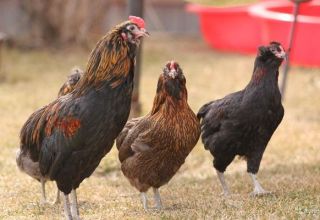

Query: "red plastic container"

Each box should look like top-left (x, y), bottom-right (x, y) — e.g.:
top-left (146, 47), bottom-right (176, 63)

top-left (187, 4), bottom-right (262, 54)
top-left (250, 1), bottom-right (320, 66)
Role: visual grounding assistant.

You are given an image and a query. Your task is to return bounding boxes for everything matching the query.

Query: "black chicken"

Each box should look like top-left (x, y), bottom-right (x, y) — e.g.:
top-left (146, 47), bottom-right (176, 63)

top-left (197, 42), bottom-right (286, 196)
top-left (18, 16), bottom-right (148, 219)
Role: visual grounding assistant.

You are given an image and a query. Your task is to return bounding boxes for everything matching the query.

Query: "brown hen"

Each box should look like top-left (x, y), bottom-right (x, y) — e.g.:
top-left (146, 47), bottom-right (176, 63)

top-left (116, 61), bottom-right (200, 210)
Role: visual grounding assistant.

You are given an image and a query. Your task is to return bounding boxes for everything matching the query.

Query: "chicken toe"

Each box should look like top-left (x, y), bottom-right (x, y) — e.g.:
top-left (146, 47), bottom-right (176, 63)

top-left (249, 173), bottom-right (271, 196)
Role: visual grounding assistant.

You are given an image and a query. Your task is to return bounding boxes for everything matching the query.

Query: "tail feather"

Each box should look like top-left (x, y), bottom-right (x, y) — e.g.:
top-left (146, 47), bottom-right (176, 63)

top-left (20, 106), bottom-right (47, 162)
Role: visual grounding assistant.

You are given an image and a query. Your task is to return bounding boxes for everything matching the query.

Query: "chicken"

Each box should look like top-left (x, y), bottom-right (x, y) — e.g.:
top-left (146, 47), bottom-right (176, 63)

top-left (197, 42), bottom-right (286, 196)
top-left (58, 68), bottom-right (83, 97)
top-left (116, 61), bottom-right (200, 210)
top-left (18, 16), bottom-right (148, 220)
top-left (17, 67), bottom-right (83, 205)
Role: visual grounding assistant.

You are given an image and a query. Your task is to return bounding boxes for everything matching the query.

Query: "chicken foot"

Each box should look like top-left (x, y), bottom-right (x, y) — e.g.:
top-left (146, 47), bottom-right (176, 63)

top-left (249, 173), bottom-right (271, 196)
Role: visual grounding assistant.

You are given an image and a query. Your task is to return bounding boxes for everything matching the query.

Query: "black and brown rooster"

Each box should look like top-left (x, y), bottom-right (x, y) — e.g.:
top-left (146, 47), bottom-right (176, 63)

top-left (17, 67), bottom-right (83, 205)
top-left (18, 16), bottom-right (148, 219)
top-left (116, 61), bottom-right (200, 210)
top-left (197, 42), bottom-right (286, 196)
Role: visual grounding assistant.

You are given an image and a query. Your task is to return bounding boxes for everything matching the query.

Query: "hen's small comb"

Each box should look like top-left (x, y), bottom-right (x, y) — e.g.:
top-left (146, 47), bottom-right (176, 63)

top-left (170, 61), bottom-right (176, 70)
top-left (129, 16), bottom-right (145, 29)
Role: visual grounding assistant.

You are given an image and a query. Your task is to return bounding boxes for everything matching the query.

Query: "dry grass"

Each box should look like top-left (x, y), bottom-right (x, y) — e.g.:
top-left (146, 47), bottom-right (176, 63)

top-left (0, 36), bottom-right (320, 219)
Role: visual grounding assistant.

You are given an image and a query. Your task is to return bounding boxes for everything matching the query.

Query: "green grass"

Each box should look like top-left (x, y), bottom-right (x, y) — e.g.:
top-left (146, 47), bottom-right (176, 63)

top-left (0, 35), bottom-right (320, 219)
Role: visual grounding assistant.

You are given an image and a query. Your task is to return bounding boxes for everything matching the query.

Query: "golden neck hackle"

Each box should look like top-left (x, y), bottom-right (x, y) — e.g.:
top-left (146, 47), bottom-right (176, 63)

top-left (76, 22), bottom-right (134, 91)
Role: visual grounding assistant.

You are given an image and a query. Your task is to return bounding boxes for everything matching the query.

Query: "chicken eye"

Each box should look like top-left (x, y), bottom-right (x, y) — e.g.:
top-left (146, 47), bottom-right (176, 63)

top-left (129, 25), bottom-right (135, 31)
top-left (270, 48), bottom-right (277, 55)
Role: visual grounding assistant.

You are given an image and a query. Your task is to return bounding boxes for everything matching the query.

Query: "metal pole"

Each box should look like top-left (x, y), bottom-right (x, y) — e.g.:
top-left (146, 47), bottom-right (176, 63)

top-left (280, 1), bottom-right (300, 100)
top-left (128, 0), bottom-right (144, 118)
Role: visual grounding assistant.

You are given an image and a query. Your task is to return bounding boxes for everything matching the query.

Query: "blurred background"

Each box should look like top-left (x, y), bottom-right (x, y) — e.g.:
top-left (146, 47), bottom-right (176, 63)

top-left (0, 0), bottom-right (199, 48)
top-left (0, 0), bottom-right (319, 219)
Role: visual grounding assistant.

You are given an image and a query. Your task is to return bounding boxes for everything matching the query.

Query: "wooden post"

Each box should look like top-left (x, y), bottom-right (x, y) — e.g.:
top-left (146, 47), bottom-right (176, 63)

top-left (128, 0), bottom-right (144, 118)
top-left (0, 33), bottom-right (6, 74)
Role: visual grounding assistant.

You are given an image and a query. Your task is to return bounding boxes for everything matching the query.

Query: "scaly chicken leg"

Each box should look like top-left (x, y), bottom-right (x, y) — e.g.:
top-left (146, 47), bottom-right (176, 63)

top-left (153, 188), bottom-right (162, 209)
top-left (216, 170), bottom-right (230, 196)
top-left (40, 178), bottom-right (47, 205)
top-left (249, 173), bottom-right (271, 196)
top-left (70, 189), bottom-right (80, 219)
top-left (41, 179), bottom-right (61, 205)
top-left (140, 192), bottom-right (148, 210)
top-left (63, 193), bottom-right (72, 220)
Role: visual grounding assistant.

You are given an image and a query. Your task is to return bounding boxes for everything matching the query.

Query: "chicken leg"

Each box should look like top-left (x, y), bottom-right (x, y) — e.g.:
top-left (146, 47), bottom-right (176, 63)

top-left (216, 170), bottom-right (230, 196)
top-left (140, 192), bottom-right (148, 210)
top-left (249, 173), bottom-right (271, 196)
top-left (70, 189), bottom-right (80, 220)
top-left (63, 193), bottom-right (72, 220)
top-left (153, 188), bottom-right (162, 209)
top-left (40, 178), bottom-right (47, 205)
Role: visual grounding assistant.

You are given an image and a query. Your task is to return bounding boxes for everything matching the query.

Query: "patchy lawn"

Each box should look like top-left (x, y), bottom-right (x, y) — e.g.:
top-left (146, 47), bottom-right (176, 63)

top-left (0, 35), bottom-right (319, 219)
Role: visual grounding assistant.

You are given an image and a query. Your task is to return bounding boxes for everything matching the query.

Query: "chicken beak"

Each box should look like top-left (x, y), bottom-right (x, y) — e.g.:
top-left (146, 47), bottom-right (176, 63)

top-left (142, 28), bottom-right (150, 36)
top-left (135, 28), bottom-right (150, 38)
top-left (277, 51), bottom-right (286, 59)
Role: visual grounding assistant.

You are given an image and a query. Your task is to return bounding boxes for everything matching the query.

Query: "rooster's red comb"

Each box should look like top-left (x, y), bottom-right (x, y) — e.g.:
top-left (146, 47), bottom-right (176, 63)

top-left (129, 16), bottom-right (145, 29)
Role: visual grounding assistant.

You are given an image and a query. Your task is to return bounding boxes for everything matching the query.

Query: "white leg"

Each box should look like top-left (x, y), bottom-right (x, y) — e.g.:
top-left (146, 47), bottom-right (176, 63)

top-left (70, 189), bottom-right (80, 220)
top-left (40, 178), bottom-right (47, 205)
top-left (62, 193), bottom-right (72, 220)
top-left (140, 192), bottom-right (148, 210)
top-left (153, 188), bottom-right (162, 209)
top-left (249, 173), bottom-right (271, 196)
top-left (216, 170), bottom-right (230, 196)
